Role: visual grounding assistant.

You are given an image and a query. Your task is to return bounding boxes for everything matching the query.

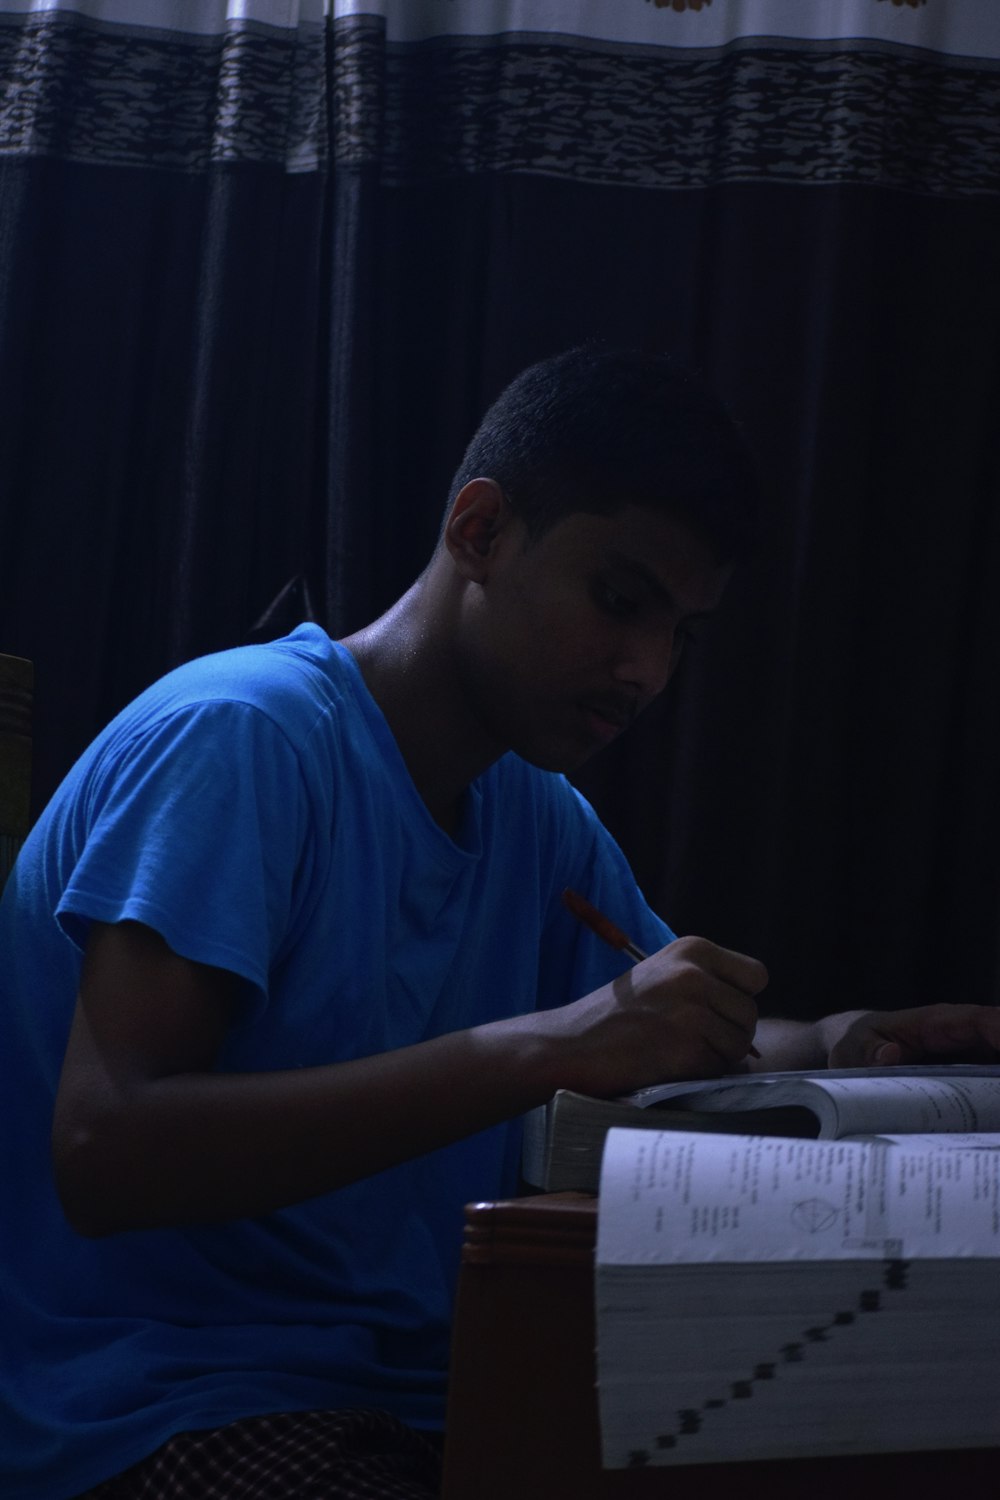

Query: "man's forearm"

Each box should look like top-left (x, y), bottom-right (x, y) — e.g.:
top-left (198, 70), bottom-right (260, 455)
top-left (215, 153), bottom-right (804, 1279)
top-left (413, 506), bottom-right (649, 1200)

top-left (54, 927), bottom-right (768, 1236)
top-left (54, 1013), bottom-right (565, 1237)
top-left (749, 1017), bottom-right (828, 1072)
top-left (750, 1010), bottom-right (883, 1071)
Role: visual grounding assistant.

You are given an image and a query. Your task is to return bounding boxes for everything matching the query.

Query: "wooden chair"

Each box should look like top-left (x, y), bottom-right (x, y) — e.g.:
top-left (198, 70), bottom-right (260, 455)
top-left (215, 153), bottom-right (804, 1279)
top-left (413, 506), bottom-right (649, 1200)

top-left (0, 653), bottom-right (33, 892)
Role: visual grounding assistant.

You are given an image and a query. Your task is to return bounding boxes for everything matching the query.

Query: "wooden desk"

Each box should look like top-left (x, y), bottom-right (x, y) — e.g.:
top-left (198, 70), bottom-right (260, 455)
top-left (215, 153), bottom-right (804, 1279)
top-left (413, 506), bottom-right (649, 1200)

top-left (442, 1193), bottom-right (997, 1500)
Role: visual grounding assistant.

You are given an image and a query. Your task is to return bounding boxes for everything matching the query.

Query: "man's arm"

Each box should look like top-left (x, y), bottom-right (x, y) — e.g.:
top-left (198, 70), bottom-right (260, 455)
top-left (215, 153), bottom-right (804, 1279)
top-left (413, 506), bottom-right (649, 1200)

top-left (55, 922), bottom-right (1000, 1236)
top-left (747, 1018), bottom-right (827, 1071)
top-left (752, 1005), bottom-right (1000, 1071)
top-left (52, 919), bottom-right (764, 1236)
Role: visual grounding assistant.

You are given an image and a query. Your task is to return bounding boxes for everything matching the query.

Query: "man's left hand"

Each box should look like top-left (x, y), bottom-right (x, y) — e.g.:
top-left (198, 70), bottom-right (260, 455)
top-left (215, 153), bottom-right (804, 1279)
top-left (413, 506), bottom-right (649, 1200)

top-left (820, 1004), bottom-right (1000, 1068)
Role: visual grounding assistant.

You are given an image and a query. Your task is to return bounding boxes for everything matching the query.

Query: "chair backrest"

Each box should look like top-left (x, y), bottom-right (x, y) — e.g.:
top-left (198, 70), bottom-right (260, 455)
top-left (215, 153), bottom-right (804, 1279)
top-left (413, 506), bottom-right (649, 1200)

top-left (0, 653), bottom-right (33, 892)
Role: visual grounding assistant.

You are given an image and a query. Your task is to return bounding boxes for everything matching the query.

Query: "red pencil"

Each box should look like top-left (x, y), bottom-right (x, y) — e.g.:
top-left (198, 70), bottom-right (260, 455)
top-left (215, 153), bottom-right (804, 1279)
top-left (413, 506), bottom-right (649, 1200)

top-left (562, 887), bottom-right (647, 963)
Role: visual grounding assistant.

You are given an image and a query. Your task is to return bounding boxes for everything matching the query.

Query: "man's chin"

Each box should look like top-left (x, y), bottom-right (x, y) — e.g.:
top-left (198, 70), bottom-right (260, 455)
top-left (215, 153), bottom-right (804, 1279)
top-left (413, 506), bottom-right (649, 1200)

top-left (514, 737), bottom-right (603, 777)
top-left (503, 706), bottom-right (629, 775)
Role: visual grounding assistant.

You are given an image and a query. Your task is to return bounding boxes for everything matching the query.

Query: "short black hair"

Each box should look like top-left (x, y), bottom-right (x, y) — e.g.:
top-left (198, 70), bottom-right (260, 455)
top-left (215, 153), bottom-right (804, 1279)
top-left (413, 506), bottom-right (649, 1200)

top-left (447, 345), bottom-right (760, 561)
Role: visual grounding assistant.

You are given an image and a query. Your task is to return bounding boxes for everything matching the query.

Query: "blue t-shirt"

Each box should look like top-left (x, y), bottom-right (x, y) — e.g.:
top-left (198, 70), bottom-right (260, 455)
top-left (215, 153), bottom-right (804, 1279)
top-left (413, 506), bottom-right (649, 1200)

top-left (0, 625), bottom-right (673, 1499)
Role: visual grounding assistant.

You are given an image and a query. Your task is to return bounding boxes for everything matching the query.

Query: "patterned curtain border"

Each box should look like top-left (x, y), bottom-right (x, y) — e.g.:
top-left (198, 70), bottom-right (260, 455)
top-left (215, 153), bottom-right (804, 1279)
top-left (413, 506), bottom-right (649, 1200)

top-left (332, 16), bottom-right (1000, 198)
top-left (0, 5), bottom-right (328, 171)
top-left (0, 2), bottom-right (326, 37)
top-left (2, 1), bottom-right (998, 191)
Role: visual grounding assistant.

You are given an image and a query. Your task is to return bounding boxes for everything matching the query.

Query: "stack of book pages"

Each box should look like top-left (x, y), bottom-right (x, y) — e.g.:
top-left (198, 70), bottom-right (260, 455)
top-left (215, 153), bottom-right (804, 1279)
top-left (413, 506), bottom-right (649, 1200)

top-left (595, 1122), bottom-right (1000, 1469)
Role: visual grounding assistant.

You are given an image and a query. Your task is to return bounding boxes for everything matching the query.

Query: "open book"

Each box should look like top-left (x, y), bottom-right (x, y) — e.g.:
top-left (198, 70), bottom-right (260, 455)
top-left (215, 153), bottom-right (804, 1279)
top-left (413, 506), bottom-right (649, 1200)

top-left (522, 1065), bottom-right (1000, 1192)
top-left (596, 1127), bottom-right (1000, 1468)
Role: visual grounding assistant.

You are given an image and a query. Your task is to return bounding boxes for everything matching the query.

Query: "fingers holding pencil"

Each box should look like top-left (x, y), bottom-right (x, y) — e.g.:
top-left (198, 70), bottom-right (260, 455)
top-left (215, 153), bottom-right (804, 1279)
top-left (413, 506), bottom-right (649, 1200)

top-left (562, 888), bottom-right (764, 1065)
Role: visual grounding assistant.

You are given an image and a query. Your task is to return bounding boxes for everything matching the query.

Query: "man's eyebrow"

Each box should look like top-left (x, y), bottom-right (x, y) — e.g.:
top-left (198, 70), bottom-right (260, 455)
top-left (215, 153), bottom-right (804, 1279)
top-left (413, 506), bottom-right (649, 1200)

top-left (603, 550), bottom-right (672, 598)
top-left (602, 550), bottom-right (718, 618)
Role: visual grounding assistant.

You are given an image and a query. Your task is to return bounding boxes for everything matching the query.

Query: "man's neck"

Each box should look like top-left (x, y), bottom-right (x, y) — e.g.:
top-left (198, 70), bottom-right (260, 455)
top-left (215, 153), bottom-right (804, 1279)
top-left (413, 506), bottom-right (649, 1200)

top-left (340, 583), bottom-right (503, 837)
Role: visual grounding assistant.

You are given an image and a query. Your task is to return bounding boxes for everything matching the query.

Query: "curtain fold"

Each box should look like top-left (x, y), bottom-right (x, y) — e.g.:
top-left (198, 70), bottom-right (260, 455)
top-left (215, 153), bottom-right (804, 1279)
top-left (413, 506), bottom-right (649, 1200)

top-left (0, 1), bottom-right (331, 801)
top-left (2, 0), bottom-right (998, 1015)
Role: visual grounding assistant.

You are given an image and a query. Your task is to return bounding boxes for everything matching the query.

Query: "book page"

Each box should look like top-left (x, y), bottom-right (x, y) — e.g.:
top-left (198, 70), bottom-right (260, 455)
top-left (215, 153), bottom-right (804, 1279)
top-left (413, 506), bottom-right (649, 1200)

top-left (799, 1074), bottom-right (1000, 1136)
top-left (628, 1065), bottom-right (1000, 1138)
top-left (597, 1128), bottom-right (1000, 1263)
top-left (628, 1063), bottom-right (1000, 1106)
top-left (849, 1132), bottom-right (1000, 1149)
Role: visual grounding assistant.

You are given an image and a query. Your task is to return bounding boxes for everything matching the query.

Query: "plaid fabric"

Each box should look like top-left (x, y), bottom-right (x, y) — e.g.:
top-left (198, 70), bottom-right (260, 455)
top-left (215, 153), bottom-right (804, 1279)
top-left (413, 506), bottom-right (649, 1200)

top-left (75, 1408), bottom-right (444, 1500)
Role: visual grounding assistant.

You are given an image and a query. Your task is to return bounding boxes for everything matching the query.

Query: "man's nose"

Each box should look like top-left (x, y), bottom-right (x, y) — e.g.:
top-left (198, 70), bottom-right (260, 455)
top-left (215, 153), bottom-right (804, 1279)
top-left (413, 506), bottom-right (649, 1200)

top-left (611, 626), bottom-right (677, 701)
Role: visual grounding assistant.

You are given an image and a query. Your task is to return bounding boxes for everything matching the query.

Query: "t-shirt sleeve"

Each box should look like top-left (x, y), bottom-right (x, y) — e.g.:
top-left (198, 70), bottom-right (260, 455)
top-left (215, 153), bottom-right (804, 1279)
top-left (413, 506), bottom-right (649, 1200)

top-left (55, 701), bottom-right (313, 1011)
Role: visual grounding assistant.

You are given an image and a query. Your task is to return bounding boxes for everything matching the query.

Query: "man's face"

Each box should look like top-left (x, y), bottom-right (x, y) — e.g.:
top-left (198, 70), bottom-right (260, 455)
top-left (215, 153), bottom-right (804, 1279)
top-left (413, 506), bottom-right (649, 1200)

top-left (452, 500), bottom-right (733, 773)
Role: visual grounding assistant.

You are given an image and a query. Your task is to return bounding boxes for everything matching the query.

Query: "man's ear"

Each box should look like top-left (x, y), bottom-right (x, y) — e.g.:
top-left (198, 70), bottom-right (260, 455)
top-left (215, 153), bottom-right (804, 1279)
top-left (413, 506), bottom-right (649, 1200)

top-left (443, 478), bottom-right (511, 581)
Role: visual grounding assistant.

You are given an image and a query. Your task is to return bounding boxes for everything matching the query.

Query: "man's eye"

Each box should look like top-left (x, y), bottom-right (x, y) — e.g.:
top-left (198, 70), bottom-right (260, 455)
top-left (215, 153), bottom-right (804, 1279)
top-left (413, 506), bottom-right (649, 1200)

top-left (594, 583), bottom-right (637, 616)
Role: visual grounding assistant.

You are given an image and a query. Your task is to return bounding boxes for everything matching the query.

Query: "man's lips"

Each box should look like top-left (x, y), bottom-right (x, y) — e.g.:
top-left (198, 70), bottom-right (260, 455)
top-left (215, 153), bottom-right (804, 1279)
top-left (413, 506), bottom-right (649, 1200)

top-left (579, 697), bottom-right (637, 739)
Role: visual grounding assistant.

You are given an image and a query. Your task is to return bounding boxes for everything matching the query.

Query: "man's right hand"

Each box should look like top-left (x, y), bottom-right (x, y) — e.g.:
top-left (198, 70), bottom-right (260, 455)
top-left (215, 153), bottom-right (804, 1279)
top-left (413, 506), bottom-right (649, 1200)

top-left (534, 935), bottom-right (767, 1097)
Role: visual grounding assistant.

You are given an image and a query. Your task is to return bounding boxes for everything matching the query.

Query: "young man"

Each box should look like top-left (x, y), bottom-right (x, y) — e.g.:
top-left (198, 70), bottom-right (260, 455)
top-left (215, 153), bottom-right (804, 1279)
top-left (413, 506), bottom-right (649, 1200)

top-left (2, 347), bottom-right (997, 1500)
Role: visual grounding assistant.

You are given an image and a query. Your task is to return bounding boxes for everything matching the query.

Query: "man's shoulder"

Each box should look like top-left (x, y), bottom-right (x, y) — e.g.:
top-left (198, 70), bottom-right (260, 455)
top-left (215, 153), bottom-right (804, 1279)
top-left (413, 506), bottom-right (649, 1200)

top-left (45, 627), bottom-right (362, 818)
top-left (118, 625), bottom-right (352, 742)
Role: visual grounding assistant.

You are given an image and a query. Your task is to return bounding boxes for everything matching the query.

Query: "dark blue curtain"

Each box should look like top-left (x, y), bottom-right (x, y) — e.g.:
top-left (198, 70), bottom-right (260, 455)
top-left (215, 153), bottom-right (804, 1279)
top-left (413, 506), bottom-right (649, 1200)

top-left (2, 0), bottom-right (998, 1018)
top-left (0, 3), bottom-right (332, 807)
